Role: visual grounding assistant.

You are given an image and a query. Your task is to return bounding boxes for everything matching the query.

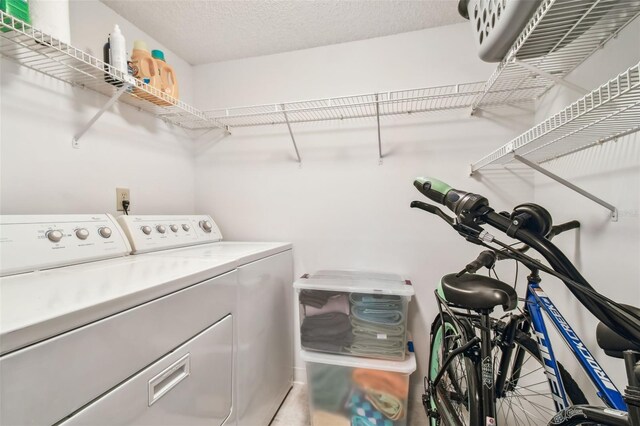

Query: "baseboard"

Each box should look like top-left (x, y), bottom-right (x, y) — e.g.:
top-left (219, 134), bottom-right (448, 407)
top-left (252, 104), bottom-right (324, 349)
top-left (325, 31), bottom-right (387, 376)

top-left (293, 366), bottom-right (306, 384)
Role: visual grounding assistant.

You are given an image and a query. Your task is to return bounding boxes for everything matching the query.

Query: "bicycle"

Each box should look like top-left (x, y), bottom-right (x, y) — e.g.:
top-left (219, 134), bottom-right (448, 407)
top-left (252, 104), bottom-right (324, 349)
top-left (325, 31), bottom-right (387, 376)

top-left (410, 177), bottom-right (640, 426)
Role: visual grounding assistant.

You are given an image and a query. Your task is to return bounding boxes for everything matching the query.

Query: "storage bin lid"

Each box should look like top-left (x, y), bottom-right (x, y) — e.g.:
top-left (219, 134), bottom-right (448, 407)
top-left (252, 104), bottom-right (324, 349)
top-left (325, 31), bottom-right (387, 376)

top-left (293, 269), bottom-right (414, 296)
top-left (300, 350), bottom-right (416, 374)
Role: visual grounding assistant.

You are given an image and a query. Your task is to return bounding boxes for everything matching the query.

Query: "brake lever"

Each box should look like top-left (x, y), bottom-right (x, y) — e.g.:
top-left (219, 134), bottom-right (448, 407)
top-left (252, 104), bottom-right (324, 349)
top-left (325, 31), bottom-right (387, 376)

top-left (410, 201), bottom-right (455, 225)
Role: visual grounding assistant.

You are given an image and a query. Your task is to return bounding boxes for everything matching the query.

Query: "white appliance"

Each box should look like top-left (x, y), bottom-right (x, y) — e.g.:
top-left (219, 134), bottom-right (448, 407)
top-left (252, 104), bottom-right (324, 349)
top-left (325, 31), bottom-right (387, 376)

top-left (117, 214), bottom-right (294, 426)
top-left (0, 215), bottom-right (238, 426)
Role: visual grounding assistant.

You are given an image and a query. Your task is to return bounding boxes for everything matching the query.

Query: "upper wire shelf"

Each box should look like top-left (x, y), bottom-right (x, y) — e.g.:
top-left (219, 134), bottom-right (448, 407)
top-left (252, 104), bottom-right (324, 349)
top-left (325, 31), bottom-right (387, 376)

top-left (472, 0), bottom-right (640, 110)
top-left (206, 81), bottom-right (541, 128)
top-left (0, 11), bottom-right (222, 131)
top-left (471, 61), bottom-right (640, 172)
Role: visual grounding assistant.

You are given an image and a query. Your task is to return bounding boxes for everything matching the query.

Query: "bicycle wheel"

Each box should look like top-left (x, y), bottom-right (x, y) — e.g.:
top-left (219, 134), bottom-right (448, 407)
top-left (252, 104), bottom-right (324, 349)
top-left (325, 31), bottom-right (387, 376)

top-left (428, 313), bottom-right (481, 426)
top-left (491, 321), bottom-right (587, 425)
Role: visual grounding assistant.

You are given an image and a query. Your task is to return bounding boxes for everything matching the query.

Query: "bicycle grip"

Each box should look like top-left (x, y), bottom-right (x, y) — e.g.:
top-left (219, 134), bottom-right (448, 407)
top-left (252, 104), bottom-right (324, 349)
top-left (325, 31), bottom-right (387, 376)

top-left (413, 177), bottom-right (453, 205)
top-left (466, 250), bottom-right (496, 273)
top-left (551, 220), bottom-right (580, 236)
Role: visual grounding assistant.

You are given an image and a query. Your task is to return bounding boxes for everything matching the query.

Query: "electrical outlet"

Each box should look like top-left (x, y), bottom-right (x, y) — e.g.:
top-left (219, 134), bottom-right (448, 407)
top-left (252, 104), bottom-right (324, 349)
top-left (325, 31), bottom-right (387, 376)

top-left (116, 188), bottom-right (130, 211)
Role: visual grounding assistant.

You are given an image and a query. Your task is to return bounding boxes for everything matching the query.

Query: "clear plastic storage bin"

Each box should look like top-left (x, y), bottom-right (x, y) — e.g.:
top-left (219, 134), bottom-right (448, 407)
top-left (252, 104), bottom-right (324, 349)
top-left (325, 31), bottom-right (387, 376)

top-left (301, 350), bottom-right (416, 426)
top-left (294, 270), bottom-right (414, 361)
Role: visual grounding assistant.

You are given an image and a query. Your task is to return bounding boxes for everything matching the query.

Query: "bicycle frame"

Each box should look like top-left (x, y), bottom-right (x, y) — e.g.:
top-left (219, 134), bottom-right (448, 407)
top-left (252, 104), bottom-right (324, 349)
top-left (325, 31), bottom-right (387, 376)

top-left (525, 280), bottom-right (627, 410)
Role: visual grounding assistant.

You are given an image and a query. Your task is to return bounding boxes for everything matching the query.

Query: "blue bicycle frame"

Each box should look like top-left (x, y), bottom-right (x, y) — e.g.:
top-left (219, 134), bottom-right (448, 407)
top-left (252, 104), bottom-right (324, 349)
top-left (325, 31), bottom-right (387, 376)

top-left (525, 280), bottom-right (627, 410)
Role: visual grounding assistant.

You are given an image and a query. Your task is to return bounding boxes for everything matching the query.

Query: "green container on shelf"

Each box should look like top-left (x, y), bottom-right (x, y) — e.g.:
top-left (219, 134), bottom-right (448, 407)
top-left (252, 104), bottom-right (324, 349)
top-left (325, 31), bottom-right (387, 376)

top-left (1, 0), bottom-right (31, 32)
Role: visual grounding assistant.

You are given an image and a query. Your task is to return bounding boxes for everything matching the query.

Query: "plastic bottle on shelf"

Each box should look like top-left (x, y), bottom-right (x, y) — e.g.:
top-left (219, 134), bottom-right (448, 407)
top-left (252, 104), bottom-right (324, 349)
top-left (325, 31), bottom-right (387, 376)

top-left (130, 40), bottom-right (162, 102)
top-left (151, 49), bottom-right (179, 103)
top-left (108, 24), bottom-right (127, 73)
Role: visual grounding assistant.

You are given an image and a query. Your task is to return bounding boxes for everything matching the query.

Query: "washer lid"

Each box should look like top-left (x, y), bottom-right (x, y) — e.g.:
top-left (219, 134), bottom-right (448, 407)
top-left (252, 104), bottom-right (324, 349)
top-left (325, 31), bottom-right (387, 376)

top-left (293, 269), bottom-right (414, 297)
top-left (300, 350), bottom-right (416, 374)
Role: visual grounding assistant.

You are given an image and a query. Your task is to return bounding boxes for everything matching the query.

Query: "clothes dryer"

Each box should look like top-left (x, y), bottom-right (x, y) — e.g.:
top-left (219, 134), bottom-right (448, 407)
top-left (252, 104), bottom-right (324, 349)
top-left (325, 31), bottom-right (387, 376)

top-left (117, 215), bottom-right (294, 426)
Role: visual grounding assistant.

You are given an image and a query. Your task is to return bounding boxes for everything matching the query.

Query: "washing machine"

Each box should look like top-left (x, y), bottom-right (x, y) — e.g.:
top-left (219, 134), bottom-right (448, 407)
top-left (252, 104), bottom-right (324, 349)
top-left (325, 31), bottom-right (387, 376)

top-left (117, 214), bottom-right (294, 426)
top-left (0, 214), bottom-right (238, 426)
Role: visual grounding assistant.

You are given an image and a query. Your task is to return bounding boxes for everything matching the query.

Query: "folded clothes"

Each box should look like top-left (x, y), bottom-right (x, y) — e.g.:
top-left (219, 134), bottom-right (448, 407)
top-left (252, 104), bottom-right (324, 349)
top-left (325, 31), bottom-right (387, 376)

top-left (300, 290), bottom-right (346, 309)
top-left (301, 312), bottom-right (353, 352)
top-left (308, 363), bottom-right (351, 412)
top-left (304, 294), bottom-right (350, 316)
top-left (352, 368), bottom-right (409, 399)
top-left (312, 410), bottom-right (350, 426)
top-left (349, 392), bottom-right (394, 426)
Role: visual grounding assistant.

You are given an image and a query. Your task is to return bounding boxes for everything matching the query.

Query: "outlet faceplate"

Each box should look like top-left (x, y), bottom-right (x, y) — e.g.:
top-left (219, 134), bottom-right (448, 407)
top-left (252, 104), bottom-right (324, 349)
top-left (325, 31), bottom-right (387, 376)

top-left (116, 188), bottom-right (130, 211)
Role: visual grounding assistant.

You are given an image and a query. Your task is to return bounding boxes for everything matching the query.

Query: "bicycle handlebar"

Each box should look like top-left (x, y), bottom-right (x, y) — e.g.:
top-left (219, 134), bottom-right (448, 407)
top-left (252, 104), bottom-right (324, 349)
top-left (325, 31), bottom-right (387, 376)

top-left (412, 176), bottom-right (640, 344)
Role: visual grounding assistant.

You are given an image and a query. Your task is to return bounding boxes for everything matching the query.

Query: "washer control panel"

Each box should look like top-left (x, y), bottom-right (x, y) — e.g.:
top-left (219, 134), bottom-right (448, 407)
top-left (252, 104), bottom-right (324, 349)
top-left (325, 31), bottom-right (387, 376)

top-left (117, 215), bottom-right (222, 254)
top-left (0, 214), bottom-right (131, 277)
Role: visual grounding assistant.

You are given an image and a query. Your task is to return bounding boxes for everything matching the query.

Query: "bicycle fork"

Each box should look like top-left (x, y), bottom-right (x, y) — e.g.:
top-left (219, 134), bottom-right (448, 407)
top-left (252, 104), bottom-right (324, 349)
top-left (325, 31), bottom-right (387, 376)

top-left (479, 310), bottom-right (497, 425)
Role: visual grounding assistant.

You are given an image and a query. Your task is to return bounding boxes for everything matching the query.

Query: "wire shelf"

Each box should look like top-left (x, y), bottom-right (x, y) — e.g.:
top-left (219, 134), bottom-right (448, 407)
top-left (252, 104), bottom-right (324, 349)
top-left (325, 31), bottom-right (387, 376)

top-left (471, 61), bottom-right (640, 171)
top-left (0, 11), bottom-right (222, 131)
top-left (472, 0), bottom-right (640, 109)
top-left (206, 81), bottom-right (542, 128)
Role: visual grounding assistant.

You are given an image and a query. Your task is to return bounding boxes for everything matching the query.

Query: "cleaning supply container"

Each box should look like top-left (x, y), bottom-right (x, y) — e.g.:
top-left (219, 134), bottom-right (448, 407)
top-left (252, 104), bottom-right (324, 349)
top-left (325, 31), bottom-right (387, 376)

top-left (130, 40), bottom-right (164, 104)
top-left (301, 350), bottom-right (416, 426)
top-left (294, 270), bottom-right (414, 361)
top-left (1, 0), bottom-right (30, 32)
top-left (151, 49), bottom-right (179, 104)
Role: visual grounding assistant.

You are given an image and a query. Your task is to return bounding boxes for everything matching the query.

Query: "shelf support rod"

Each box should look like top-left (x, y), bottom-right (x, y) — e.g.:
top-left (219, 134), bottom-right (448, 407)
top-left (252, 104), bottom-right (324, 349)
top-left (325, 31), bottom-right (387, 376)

top-left (282, 104), bottom-right (301, 163)
top-left (512, 60), bottom-right (588, 95)
top-left (375, 94), bottom-right (383, 164)
top-left (72, 83), bottom-right (130, 148)
top-left (513, 155), bottom-right (618, 221)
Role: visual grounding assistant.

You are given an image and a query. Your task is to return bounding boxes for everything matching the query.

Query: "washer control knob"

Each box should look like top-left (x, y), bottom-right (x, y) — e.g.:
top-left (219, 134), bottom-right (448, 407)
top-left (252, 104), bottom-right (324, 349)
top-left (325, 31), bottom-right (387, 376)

top-left (170, 225), bottom-right (179, 233)
top-left (98, 227), bottom-right (112, 239)
top-left (199, 220), bottom-right (212, 232)
top-left (75, 228), bottom-right (89, 240)
top-left (46, 230), bottom-right (63, 243)
top-left (141, 226), bottom-right (152, 235)
top-left (182, 224), bottom-right (190, 232)
top-left (156, 225), bottom-right (166, 234)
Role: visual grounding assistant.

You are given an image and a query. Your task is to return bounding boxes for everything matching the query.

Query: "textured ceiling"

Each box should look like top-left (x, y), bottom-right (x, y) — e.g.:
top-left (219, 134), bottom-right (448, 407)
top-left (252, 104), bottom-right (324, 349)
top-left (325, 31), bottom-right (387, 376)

top-left (101, 0), bottom-right (465, 65)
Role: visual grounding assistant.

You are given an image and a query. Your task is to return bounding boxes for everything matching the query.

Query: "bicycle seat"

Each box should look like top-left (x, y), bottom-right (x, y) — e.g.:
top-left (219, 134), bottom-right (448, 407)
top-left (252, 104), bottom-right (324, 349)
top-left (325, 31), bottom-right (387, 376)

top-left (440, 273), bottom-right (517, 311)
top-left (596, 304), bottom-right (640, 358)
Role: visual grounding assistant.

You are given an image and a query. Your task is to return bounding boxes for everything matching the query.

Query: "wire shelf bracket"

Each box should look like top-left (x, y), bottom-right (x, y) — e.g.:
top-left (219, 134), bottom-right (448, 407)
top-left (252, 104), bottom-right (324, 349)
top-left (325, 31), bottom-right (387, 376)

top-left (512, 59), bottom-right (588, 95)
top-left (375, 94), bottom-right (383, 164)
top-left (282, 105), bottom-right (302, 163)
top-left (72, 83), bottom-right (130, 148)
top-left (513, 154), bottom-right (618, 221)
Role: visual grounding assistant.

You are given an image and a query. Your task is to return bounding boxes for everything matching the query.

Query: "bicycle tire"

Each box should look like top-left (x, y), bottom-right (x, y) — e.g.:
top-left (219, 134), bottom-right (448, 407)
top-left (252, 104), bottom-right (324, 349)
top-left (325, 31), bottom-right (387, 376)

top-left (428, 313), bottom-right (481, 426)
top-left (491, 321), bottom-right (588, 425)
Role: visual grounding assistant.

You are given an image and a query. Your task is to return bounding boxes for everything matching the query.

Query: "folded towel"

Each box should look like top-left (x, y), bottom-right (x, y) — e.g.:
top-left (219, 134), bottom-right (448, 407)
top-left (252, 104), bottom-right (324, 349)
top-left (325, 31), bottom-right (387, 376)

top-left (350, 293), bottom-right (403, 310)
top-left (300, 290), bottom-right (346, 309)
top-left (350, 293), bottom-right (405, 325)
top-left (352, 368), bottom-right (409, 399)
top-left (348, 339), bottom-right (405, 359)
top-left (351, 317), bottom-right (405, 339)
top-left (349, 392), bottom-right (394, 426)
top-left (308, 363), bottom-right (351, 412)
top-left (304, 294), bottom-right (350, 316)
top-left (365, 389), bottom-right (405, 421)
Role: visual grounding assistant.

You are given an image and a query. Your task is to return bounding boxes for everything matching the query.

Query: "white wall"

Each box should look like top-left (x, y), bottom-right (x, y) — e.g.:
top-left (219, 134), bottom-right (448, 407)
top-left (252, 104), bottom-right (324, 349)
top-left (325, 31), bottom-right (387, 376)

top-left (532, 18), bottom-right (640, 395)
top-left (1, 0), bottom-right (196, 215)
top-left (192, 23), bottom-right (535, 389)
